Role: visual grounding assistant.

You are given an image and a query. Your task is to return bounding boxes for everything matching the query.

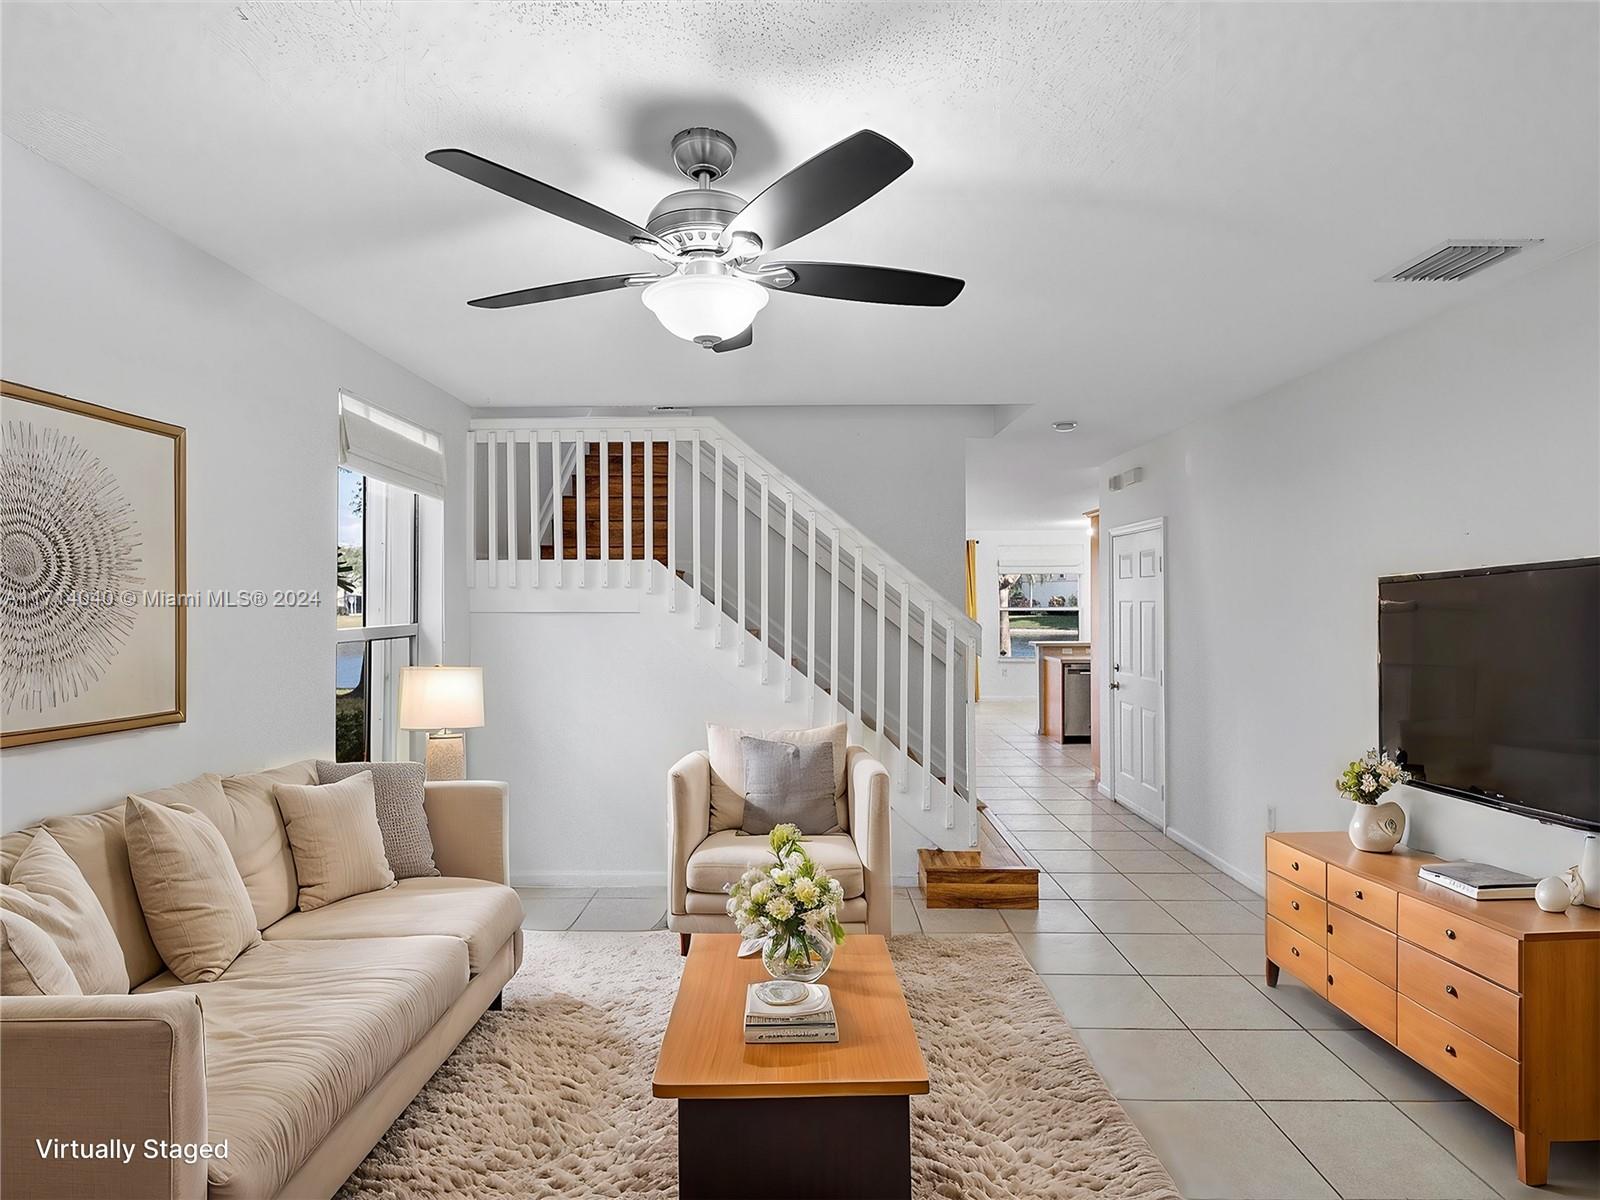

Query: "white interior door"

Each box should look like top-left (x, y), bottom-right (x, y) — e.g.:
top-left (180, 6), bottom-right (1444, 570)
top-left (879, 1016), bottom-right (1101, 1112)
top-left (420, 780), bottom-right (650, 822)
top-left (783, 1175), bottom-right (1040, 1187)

top-left (1111, 521), bottom-right (1165, 827)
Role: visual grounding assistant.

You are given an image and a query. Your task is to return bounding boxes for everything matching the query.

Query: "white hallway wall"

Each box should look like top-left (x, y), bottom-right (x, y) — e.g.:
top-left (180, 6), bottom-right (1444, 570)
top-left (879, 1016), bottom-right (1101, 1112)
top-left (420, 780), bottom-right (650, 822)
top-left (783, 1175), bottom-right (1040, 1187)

top-left (1096, 245), bottom-right (1600, 884)
top-left (1, 140), bottom-right (473, 829)
top-left (969, 527), bottom-right (1093, 702)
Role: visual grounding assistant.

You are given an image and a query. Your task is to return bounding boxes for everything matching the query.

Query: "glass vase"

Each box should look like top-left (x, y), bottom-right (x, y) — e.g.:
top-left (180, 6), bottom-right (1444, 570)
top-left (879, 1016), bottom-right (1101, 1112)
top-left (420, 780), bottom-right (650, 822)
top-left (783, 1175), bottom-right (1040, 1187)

top-left (760, 927), bottom-right (835, 983)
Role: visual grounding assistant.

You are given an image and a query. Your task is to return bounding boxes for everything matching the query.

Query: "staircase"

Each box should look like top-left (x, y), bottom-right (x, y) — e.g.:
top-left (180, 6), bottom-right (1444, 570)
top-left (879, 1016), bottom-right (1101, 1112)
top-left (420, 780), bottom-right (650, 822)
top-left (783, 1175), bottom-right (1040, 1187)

top-left (469, 416), bottom-right (979, 850)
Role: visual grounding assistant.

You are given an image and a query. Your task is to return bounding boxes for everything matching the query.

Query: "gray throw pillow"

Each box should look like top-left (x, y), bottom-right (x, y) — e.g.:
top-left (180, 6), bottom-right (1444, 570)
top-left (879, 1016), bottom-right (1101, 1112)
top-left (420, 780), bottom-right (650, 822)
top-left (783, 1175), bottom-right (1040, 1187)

top-left (739, 737), bottom-right (839, 837)
top-left (315, 761), bottom-right (439, 879)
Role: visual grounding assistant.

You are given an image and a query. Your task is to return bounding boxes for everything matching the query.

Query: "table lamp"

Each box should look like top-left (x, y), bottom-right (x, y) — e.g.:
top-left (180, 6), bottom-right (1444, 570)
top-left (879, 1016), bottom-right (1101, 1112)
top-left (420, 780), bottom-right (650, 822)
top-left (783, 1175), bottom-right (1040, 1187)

top-left (398, 666), bottom-right (484, 781)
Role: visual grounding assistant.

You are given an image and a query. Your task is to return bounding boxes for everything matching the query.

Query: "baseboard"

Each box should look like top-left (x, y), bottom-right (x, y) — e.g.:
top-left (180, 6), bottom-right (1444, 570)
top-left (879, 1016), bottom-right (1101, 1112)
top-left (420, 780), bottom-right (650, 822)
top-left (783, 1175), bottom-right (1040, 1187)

top-left (1161, 827), bottom-right (1265, 896)
top-left (511, 869), bottom-right (668, 888)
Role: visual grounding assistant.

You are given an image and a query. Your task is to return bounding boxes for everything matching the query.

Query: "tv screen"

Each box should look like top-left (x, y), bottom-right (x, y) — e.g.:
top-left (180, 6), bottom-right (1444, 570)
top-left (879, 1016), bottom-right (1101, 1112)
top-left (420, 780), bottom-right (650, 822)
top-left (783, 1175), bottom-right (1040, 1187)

top-left (1379, 557), bottom-right (1599, 832)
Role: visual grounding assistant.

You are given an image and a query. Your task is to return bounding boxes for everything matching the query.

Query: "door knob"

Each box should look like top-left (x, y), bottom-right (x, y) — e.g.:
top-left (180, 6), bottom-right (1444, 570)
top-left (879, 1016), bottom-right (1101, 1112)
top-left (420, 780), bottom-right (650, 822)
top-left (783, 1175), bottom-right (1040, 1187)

top-left (1109, 682), bottom-right (1121, 690)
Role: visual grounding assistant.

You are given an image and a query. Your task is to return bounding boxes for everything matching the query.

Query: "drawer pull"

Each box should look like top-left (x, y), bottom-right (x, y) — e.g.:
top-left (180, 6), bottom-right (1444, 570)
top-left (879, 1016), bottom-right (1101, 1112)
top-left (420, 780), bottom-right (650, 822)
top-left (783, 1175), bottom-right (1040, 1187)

top-left (1291, 947), bottom-right (1301, 958)
top-left (1445, 929), bottom-right (1457, 940)
top-left (1354, 889), bottom-right (1364, 900)
top-left (1292, 861), bottom-right (1300, 871)
top-left (1444, 984), bottom-right (1458, 997)
top-left (1327, 923), bottom-right (1334, 935)
top-left (1445, 1044), bottom-right (1456, 1057)
top-left (1291, 900), bottom-right (1301, 911)
top-left (1327, 974), bottom-right (1334, 985)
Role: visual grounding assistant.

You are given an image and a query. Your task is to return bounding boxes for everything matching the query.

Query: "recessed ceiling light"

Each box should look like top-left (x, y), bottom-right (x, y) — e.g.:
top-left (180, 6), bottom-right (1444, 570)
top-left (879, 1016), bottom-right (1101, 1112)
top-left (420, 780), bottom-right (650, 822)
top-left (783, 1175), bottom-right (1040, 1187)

top-left (1052, 421), bottom-right (1079, 432)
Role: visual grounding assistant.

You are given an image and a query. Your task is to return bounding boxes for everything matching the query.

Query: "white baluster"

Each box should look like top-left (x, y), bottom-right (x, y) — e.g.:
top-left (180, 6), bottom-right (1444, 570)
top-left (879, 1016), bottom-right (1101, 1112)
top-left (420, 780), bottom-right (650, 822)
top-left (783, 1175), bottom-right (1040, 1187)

top-left (486, 429), bottom-right (500, 589)
top-left (737, 455), bottom-right (747, 665)
top-left (966, 634), bottom-right (979, 844)
top-left (899, 583), bottom-right (910, 791)
top-left (467, 431), bottom-right (480, 588)
top-left (576, 432), bottom-right (587, 587)
top-left (506, 431), bottom-right (521, 586)
top-left (945, 619), bottom-right (956, 828)
top-left (826, 530), bottom-right (838, 718)
top-left (623, 429), bottom-right (633, 586)
top-left (714, 439), bottom-right (725, 646)
top-left (526, 431), bottom-right (540, 589)
top-left (783, 490), bottom-right (794, 701)
top-left (922, 599), bottom-right (933, 810)
top-left (876, 564), bottom-right (887, 751)
top-left (553, 431), bottom-right (566, 587)
top-left (807, 510), bottom-right (818, 718)
top-left (760, 473), bottom-right (771, 683)
top-left (666, 432), bottom-right (678, 611)
top-left (853, 547), bottom-right (863, 720)
top-left (599, 429), bottom-right (610, 586)
top-left (644, 430), bottom-right (655, 592)
top-left (691, 430), bottom-right (702, 626)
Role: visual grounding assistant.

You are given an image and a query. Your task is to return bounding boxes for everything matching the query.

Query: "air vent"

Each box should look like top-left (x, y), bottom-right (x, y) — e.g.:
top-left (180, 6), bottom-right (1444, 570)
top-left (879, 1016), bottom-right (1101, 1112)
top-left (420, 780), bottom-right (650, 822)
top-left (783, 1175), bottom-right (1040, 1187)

top-left (1382, 240), bottom-right (1542, 282)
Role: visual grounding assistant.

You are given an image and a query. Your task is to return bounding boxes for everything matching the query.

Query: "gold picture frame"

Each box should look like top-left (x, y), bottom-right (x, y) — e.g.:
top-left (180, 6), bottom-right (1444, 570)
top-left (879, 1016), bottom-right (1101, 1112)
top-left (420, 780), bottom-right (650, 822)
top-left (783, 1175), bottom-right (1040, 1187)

top-left (1, 380), bottom-right (187, 748)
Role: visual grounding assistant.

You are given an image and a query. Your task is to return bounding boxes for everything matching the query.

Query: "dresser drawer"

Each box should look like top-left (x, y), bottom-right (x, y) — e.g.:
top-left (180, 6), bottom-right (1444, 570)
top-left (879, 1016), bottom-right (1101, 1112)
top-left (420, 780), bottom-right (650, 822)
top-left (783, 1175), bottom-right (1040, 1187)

top-left (1267, 839), bottom-right (1326, 894)
top-left (1267, 874), bottom-right (1327, 943)
top-left (1327, 864), bottom-right (1398, 931)
top-left (1267, 915), bottom-right (1327, 996)
top-left (1398, 996), bottom-right (1518, 1124)
top-left (1327, 953), bottom-right (1397, 1043)
top-left (1398, 895), bottom-right (1519, 990)
top-left (1327, 907), bottom-right (1397, 988)
top-left (1398, 941), bottom-right (1520, 1059)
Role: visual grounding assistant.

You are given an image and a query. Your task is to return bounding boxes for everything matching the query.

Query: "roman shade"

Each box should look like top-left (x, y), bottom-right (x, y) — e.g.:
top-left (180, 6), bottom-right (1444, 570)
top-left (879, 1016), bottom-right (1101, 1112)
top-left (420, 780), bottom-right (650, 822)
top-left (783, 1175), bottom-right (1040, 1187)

top-left (338, 391), bottom-right (446, 499)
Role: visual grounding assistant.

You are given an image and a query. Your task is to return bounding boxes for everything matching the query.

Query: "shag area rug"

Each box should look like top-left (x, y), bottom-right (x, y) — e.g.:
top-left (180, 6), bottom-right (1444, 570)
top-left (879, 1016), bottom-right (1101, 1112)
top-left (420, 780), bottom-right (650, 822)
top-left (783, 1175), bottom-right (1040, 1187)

top-left (340, 932), bottom-right (1179, 1199)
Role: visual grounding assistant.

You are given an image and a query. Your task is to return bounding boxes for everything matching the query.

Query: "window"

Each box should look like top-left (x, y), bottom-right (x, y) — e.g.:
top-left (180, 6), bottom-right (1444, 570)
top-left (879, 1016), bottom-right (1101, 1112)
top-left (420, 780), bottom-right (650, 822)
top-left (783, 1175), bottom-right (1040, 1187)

top-left (998, 569), bottom-right (1081, 660)
top-left (335, 466), bottom-right (419, 762)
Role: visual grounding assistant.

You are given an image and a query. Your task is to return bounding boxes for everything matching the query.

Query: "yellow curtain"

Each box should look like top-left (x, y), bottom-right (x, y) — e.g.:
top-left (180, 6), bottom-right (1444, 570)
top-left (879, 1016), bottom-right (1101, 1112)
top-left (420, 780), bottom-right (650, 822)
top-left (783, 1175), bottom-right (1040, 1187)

top-left (965, 539), bottom-right (981, 701)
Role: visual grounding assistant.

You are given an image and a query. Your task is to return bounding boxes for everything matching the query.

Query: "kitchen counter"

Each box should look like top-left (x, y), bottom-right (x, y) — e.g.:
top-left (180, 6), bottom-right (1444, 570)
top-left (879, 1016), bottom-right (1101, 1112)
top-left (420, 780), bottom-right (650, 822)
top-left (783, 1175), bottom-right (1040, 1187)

top-left (1036, 642), bottom-right (1091, 741)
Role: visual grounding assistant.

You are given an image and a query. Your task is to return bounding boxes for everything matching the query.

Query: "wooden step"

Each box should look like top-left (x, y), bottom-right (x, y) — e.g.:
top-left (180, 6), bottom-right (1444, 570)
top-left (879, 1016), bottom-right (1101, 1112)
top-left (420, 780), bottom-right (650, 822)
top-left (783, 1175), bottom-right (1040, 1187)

top-left (917, 812), bottom-right (1039, 910)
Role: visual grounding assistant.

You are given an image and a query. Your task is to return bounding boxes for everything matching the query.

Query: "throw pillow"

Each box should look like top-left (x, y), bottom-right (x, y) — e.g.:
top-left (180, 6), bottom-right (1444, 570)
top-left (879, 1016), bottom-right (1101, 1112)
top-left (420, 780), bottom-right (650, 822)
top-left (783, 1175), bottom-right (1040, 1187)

top-left (738, 736), bottom-right (839, 836)
top-left (314, 760), bottom-right (438, 878)
top-left (0, 908), bottom-right (84, 997)
top-left (274, 772), bottom-right (397, 911)
top-left (123, 797), bottom-right (262, 984)
top-left (706, 722), bottom-right (848, 833)
top-left (0, 828), bottom-right (129, 994)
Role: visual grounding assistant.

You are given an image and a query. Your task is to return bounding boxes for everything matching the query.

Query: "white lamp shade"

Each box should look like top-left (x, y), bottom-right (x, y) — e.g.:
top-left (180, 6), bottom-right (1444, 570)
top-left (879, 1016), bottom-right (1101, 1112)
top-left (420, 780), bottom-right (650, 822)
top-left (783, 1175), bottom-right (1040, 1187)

top-left (398, 666), bottom-right (484, 730)
top-left (641, 273), bottom-right (768, 344)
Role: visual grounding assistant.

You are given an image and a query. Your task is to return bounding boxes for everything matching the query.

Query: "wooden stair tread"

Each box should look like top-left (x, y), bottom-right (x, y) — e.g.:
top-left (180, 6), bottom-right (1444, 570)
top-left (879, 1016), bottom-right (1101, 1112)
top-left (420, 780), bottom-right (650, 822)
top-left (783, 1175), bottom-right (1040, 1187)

top-left (917, 811), bottom-right (1039, 910)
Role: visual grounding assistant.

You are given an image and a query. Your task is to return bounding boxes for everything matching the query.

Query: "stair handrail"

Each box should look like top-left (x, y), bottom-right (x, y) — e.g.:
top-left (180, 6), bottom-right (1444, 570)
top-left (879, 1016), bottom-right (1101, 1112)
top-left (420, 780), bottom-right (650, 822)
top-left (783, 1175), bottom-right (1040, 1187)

top-left (470, 413), bottom-right (980, 644)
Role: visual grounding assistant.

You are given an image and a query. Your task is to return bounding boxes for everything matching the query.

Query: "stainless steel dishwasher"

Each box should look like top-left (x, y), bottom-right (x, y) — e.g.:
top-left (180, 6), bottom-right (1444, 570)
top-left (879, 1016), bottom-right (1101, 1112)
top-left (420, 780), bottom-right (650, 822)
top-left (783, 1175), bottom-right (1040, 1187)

top-left (1062, 661), bottom-right (1092, 743)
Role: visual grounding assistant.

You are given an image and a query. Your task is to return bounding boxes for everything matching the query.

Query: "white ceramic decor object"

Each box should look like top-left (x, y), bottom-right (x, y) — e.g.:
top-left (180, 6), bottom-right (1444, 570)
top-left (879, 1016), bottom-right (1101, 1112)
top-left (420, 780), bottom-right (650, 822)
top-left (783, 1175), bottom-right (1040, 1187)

top-left (1579, 835), bottom-right (1600, 910)
top-left (1536, 875), bottom-right (1574, 913)
top-left (1348, 800), bottom-right (1406, 853)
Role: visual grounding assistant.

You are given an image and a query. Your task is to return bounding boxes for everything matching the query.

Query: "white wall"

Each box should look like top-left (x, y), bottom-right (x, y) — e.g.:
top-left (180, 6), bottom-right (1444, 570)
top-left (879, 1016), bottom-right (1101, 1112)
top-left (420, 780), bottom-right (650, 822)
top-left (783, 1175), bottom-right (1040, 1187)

top-left (469, 574), bottom-right (934, 887)
top-left (1096, 245), bottom-right (1600, 885)
top-left (968, 527), bottom-right (1093, 701)
top-left (1, 139), bottom-right (473, 829)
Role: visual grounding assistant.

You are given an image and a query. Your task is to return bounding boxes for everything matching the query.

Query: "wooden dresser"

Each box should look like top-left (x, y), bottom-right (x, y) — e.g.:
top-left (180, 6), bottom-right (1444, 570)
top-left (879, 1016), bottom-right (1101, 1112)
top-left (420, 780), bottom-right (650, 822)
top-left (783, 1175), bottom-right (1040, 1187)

top-left (1264, 832), bottom-right (1600, 1186)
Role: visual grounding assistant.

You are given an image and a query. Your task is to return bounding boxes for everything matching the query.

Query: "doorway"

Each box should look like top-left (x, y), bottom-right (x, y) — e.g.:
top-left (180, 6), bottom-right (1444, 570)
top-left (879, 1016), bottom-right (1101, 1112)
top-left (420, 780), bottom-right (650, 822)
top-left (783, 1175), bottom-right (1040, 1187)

top-left (1109, 518), bottom-right (1166, 829)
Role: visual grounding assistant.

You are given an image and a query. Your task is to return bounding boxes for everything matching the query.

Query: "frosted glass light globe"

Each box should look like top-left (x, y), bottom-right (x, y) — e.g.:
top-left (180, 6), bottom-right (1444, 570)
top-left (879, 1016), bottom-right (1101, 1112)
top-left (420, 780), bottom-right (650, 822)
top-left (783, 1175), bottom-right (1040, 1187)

top-left (641, 273), bottom-right (768, 346)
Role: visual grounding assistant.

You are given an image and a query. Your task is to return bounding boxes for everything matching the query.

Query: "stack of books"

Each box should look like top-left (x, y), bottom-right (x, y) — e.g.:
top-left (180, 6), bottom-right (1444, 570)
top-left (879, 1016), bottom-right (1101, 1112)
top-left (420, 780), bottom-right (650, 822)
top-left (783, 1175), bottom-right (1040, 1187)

top-left (743, 982), bottom-right (838, 1044)
top-left (1418, 861), bottom-right (1538, 900)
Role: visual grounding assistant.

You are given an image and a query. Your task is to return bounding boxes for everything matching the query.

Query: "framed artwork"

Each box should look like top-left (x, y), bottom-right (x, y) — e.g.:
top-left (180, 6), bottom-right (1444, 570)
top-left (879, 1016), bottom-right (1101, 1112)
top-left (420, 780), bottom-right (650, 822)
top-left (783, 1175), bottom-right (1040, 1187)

top-left (1, 381), bottom-right (186, 748)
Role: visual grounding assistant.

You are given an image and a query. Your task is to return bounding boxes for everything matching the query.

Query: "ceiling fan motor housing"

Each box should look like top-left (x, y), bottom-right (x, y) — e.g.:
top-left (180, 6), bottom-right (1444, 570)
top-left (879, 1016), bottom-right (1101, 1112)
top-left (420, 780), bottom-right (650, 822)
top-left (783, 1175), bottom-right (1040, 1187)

top-left (647, 186), bottom-right (745, 249)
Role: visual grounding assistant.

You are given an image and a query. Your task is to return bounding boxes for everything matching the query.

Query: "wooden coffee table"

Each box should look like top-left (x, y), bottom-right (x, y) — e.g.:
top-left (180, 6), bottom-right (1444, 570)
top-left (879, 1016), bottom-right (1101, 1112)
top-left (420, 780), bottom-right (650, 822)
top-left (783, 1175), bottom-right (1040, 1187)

top-left (652, 933), bottom-right (929, 1200)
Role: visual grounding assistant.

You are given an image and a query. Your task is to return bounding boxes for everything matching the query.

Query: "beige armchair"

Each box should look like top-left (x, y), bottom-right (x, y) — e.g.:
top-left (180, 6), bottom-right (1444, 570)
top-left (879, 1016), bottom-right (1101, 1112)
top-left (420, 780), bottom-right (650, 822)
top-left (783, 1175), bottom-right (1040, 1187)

top-left (667, 744), bottom-right (892, 951)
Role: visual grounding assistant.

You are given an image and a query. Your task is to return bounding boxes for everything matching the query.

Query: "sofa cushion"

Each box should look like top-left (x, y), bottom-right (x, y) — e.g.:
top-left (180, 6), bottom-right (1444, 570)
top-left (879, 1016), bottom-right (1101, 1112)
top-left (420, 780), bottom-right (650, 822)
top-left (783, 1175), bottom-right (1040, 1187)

top-left (738, 735), bottom-right (840, 836)
top-left (316, 759), bottom-right (439, 879)
top-left (125, 798), bottom-right (262, 984)
top-left (135, 936), bottom-right (466, 1200)
top-left (136, 769), bottom-right (300, 930)
top-left (262, 876), bottom-right (523, 975)
top-left (1, 828), bottom-right (129, 994)
top-left (706, 722), bottom-right (848, 833)
top-left (274, 773), bottom-right (397, 911)
top-left (219, 761), bottom-right (316, 926)
top-left (0, 908), bottom-right (83, 996)
top-left (685, 830), bottom-right (864, 899)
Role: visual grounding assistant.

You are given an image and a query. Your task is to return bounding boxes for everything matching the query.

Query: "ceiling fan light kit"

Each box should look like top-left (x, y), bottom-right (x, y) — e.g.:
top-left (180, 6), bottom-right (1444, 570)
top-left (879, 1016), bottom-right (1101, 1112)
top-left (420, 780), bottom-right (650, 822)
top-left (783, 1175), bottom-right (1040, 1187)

top-left (428, 124), bottom-right (963, 352)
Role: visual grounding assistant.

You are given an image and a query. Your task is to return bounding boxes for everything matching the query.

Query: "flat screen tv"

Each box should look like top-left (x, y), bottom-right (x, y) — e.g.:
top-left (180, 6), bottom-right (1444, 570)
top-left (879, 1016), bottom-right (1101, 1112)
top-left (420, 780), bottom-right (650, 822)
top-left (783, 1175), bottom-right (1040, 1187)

top-left (1378, 557), bottom-right (1599, 832)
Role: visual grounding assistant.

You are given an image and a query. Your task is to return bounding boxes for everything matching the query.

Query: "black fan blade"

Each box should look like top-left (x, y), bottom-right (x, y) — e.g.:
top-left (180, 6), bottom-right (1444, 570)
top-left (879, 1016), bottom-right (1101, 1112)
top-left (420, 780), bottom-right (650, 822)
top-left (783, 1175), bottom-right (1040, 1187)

top-left (468, 274), bottom-right (645, 309)
top-left (711, 326), bottom-right (753, 353)
top-left (765, 262), bottom-right (964, 306)
top-left (722, 131), bottom-right (912, 254)
top-left (427, 149), bottom-right (662, 250)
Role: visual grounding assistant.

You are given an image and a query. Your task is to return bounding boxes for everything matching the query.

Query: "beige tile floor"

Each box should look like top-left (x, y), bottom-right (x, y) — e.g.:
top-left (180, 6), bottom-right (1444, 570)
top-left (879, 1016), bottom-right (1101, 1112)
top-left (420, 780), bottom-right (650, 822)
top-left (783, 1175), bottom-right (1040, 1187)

top-left (514, 701), bottom-right (1600, 1198)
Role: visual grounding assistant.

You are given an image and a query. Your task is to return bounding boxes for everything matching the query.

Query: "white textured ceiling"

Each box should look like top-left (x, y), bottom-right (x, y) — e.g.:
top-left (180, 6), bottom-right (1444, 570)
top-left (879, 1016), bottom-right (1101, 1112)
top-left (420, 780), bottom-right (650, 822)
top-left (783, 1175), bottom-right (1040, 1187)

top-left (3, 2), bottom-right (1597, 525)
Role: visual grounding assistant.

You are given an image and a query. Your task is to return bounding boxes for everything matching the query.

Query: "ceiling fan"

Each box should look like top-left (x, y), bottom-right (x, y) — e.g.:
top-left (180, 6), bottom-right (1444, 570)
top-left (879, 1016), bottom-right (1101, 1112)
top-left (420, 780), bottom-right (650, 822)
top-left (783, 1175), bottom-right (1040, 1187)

top-left (426, 127), bottom-right (964, 352)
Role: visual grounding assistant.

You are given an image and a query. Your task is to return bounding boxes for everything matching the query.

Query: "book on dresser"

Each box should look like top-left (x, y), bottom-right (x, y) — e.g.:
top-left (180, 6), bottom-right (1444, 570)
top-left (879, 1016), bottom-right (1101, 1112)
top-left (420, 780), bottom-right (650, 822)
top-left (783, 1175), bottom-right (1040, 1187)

top-left (744, 983), bottom-right (838, 1044)
top-left (1417, 861), bottom-right (1538, 900)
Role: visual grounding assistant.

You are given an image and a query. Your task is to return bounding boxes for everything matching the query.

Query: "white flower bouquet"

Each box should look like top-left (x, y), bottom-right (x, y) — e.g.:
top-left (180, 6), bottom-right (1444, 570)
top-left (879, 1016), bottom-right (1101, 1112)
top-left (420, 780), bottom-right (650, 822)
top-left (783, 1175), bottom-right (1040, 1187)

top-left (1336, 749), bottom-right (1409, 805)
top-left (725, 823), bottom-right (846, 980)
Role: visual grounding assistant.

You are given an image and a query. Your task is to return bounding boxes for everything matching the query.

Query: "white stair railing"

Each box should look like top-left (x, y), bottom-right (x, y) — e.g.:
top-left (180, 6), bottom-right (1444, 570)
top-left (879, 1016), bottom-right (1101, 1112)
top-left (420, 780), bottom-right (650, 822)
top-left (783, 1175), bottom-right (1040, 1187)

top-left (468, 415), bottom-right (980, 848)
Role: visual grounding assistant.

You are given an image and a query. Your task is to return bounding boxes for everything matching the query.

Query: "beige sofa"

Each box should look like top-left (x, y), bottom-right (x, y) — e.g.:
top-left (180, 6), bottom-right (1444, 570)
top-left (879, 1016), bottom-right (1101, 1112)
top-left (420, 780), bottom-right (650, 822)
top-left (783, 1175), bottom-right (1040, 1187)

top-left (0, 761), bottom-right (524, 1200)
top-left (666, 744), bottom-right (892, 943)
